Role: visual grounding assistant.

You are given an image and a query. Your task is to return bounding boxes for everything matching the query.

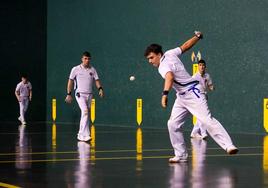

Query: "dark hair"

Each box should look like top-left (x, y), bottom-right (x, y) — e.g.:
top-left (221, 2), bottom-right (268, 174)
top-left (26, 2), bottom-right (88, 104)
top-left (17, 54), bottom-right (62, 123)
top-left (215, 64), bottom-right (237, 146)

top-left (82, 51), bottom-right (91, 57)
top-left (144, 44), bottom-right (163, 57)
top-left (21, 73), bottom-right (28, 79)
top-left (198, 59), bottom-right (206, 66)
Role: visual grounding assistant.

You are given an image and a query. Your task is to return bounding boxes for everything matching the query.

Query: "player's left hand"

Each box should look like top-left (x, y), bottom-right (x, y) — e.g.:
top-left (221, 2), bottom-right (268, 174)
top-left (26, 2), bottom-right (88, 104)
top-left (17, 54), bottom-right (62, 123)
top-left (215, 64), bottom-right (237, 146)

top-left (98, 88), bottom-right (104, 98)
top-left (161, 95), bottom-right (168, 108)
top-left (65, 95), bottom-right (73, 103)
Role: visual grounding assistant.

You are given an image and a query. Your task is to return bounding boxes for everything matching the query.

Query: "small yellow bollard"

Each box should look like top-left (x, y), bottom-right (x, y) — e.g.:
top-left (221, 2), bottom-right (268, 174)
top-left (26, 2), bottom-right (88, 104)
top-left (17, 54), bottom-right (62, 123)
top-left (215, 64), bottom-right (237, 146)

top-left (52, 123), bottom-right (56, 150)
top-left (52, 99), bottom-right (56, 122)
top-left (264, 99), bottom-right (268, 132)
top-left (137, 99), bottom-right (142, 126)
top-left (136, 127), bottom-right (142, 161)
top-left (263, 136), bottom-right (268, 185)
top-left (90, 125), bottom-right (96, 163)
top-left (90, 125), bottom-right (96, 148)
top-left (91, 99), bottom-right (95, 123)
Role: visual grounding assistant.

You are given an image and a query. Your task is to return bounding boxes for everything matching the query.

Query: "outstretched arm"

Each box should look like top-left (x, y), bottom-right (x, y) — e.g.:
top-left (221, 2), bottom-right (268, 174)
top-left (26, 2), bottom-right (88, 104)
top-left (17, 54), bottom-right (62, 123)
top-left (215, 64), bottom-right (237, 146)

top-left (180, 31), bottom-right (203, 53)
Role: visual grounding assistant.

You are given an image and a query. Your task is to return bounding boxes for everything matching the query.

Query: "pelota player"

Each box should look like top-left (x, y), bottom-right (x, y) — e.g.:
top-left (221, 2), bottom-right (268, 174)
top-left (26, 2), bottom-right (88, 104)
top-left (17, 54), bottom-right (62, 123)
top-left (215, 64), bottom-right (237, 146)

top-left (144, 31), bottom-right (238, 163)
top-left (190, 59), bottom-right (214, 139)
top-left (65, 51), bottom-right (104, 142)
top-left (15, 74), bottom-right (32, 125)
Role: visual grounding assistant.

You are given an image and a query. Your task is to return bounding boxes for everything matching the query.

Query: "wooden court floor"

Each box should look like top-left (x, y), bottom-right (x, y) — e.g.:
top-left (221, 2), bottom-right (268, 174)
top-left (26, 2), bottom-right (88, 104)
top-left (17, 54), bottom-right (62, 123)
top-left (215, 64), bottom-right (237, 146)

top-left (0, 122), bottom-right (267, 188)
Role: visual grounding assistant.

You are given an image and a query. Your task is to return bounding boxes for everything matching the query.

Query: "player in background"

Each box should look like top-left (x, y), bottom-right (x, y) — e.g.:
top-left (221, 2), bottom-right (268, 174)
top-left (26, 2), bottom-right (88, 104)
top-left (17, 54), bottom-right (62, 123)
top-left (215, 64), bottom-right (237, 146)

top-left (65, 51), bottom-right (104, 142)
top-left (15, 74), bottom-right (32, 125)
top-left (144, 31), bottom-right (238, 163)
top-left (190, 59), bottom-right (214, 139)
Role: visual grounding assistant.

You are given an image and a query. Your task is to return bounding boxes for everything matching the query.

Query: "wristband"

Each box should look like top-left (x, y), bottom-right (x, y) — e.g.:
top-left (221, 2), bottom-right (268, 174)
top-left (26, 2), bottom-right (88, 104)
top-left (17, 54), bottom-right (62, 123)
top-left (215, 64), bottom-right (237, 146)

top-left (98, 87), bottom-right (103, 91)
top-left (67, 92), bottom-right (71, 95)
top-left (162, 90), bottom-right (169, 96)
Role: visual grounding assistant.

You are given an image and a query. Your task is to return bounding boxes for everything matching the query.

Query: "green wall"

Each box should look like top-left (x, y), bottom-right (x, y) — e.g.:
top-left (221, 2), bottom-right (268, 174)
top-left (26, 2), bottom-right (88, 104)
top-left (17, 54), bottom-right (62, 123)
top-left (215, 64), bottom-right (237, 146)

top-left (47, 0), bottom-right (268, 133)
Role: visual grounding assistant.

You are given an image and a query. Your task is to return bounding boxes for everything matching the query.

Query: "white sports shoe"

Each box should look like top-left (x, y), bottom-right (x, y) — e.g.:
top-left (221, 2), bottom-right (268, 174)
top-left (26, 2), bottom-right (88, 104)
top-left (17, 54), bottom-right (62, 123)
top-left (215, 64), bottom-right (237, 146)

top-left (83, 136), bottom-right (92, 142)
top-left (77, 134), bottom-right (84, 141)
top-left (77, 134), bottom-right (92, 142)
top-left (169, 156), bottom-right (188, 163)
top-left (226, 145), bottom-right (239, 155)
top-left (18, 117), bottom-right (26, 125)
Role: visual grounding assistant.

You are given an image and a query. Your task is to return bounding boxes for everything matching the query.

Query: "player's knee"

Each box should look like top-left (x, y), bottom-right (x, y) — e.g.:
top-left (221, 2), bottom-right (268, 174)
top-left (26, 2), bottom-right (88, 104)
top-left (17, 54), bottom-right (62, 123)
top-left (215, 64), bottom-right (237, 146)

top-left (167, 119), bottom-right (177, 129)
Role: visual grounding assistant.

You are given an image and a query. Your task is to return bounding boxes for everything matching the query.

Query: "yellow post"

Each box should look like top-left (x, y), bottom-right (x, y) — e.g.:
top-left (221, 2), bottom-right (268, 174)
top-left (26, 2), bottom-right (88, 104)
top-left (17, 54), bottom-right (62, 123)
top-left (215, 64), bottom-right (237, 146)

top-left (52, 99), bottom-right (56, 121)
top-left (263, 136), bottom-right (268, 185)
top-left (90, 125), bottom-right (96, 148)
top-left (91, 99), bottom-right (96, 123)
top-left (264, 99), bottom-right (268, 132)
top-left (192, 64), bottom-right (198, 125)
top-left (136, 127), bottom-right (142, 161)
top-left (137, 99), bottom-right (142, 126)
top-left (52, 123), bottom-right (56, 150)
top-left (90, 125), bottom-right (96, 163)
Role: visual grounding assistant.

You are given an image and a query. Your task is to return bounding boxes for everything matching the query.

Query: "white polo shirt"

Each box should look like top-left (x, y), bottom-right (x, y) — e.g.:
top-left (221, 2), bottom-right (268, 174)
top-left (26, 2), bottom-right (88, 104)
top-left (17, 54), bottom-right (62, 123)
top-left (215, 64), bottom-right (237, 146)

top-left (69, 65), bottom-right (99, 94)
top-left (158, 47), bottom-right (200, 93)
top-left (15, 81), bottom-right (32, 97)
top-left (192, 72), bottom-right (213, 94)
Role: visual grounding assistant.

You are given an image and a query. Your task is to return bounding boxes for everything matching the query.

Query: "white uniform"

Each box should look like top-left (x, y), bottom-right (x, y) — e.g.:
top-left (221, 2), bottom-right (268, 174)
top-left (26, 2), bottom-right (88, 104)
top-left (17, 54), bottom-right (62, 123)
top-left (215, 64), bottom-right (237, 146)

top-left (191, 72), bottom-right (213, 138)
top-left (158, 47), bottom-right (236, 160)
top-left (15, 81), bottom-right (32, 123)
top-left (69, 65), bottom-right (99, 141)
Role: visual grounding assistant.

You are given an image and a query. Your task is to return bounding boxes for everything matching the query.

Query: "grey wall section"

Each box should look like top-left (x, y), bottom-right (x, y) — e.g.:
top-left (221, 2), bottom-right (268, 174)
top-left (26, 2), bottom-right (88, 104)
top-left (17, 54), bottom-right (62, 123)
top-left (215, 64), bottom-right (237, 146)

top-left (47, 0), bottom-right (268, 133)
top-left (0, 0), bottom-right (47, 122)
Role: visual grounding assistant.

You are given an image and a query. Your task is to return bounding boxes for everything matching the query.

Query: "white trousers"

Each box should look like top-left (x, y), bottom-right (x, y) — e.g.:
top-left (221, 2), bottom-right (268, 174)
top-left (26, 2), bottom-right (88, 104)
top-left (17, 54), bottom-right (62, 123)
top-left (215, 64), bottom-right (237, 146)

top-left (19, 97), bottom-right (29, 122)
top-left (168, 92), bottom-right (235, 158)
top-left (75, 93), bottom-right (92, 138)
top-left (191, 119), bottom-right (207, 136)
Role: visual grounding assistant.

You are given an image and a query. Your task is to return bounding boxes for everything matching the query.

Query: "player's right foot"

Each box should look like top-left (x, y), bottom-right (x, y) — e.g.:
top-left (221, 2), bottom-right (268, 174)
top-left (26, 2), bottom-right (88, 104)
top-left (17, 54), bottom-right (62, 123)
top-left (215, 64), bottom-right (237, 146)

top-left (169, 156), bottom-right (188, 163)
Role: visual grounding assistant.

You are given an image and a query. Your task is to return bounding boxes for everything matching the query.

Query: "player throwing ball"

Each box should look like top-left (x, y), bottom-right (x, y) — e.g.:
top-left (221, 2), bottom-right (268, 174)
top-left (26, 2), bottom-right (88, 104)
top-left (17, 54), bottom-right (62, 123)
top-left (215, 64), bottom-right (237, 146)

top-left (144, 31), bottom-right (238, 163)
top-left (65, 51), bottom-right (104, 142)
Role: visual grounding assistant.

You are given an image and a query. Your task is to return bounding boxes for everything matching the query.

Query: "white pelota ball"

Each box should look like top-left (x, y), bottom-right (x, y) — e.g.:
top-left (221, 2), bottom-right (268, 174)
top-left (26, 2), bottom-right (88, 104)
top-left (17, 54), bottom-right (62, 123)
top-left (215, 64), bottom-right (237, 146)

top-left (129, 76), bottom-right (135, 81)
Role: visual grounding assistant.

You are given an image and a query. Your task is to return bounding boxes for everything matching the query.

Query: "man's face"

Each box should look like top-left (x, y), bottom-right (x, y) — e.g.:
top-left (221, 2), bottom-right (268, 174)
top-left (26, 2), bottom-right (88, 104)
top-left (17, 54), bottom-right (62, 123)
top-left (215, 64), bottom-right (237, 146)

top-left (146, 52), bottom-right (161, 67)
top-left (21, 77), bottom-right (27, 84)
top-left (81, 55), bottom-right (91, 67)
top-left (198, 63), bottom-right (206, 74)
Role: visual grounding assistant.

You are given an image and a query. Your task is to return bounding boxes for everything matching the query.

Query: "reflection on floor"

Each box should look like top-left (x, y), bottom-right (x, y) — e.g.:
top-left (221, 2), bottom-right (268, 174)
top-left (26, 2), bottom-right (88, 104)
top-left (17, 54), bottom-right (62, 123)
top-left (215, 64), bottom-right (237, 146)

top-left (0, 122), bottom-right (267, 188)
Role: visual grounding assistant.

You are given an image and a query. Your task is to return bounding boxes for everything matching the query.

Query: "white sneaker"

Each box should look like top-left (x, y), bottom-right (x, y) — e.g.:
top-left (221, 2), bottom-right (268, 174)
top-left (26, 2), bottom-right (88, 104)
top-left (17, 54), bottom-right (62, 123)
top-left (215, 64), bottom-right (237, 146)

top-left (77, 135), bottom-right (92, 142)
top-left (22, 121), bottom-right (26, 125)
top-left (169, 156), bottom-right (188, 163)
top-left (18, 117), bottom-right (22, 123)
top-left (226, 145), bottom-right (239, 155)
top-left (77, 134), bottom-right (84, 141)
top-left (83, 136), bottom-right (92, 142)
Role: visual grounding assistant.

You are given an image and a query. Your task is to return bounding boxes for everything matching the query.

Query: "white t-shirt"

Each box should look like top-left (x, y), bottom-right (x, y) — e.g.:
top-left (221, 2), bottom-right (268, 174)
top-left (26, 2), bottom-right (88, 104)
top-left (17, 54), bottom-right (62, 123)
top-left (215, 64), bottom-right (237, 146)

top-left (158, 47), bottom-right (200, 93)
top-left (69, 65), bottom-right (99, 94)
top-left (192, 72), bottom-right (213, 94)
top-left (15, 81), bottom-right (32, 97)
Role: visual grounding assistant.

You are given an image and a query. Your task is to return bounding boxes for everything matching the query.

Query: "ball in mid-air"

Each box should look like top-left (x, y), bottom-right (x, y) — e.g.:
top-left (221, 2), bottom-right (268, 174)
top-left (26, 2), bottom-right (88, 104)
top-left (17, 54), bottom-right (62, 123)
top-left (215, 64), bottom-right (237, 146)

top-left (129, 75), bottom-right (135, 81)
